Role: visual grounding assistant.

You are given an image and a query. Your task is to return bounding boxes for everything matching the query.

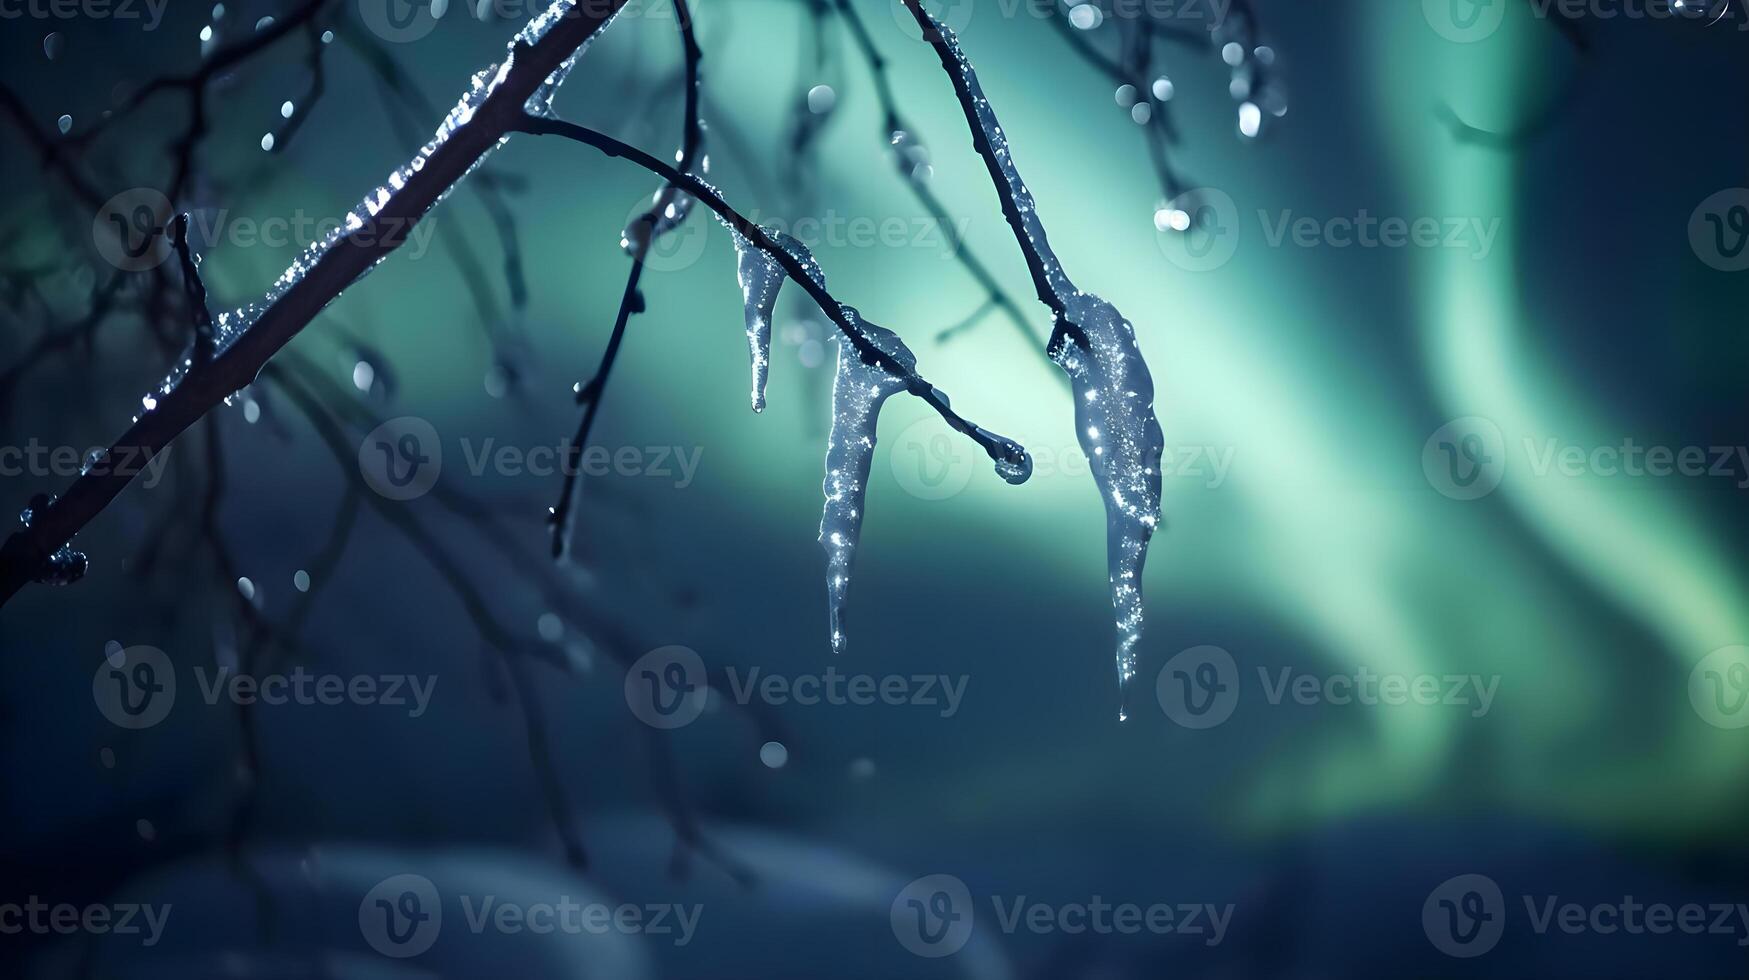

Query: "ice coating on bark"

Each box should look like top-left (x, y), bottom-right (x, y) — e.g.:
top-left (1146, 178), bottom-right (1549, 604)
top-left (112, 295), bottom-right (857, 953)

top-left (914, 9), bottom-right (1165, 715)
top-left (1051, 294), bottom-right (1164, 719)
top-left (139, 0), bottom-right (619, 407)
top-left (731, 228), bottom-right (824, 413)
top-left (821, 309), bottom-right (916, 656)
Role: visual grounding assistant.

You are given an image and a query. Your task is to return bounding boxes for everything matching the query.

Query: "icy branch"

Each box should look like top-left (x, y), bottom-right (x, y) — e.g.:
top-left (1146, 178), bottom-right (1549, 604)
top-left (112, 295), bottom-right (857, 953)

top-left (514, 114), bottom-right (1033, 478)
top-left (0, 0), bottom-right (634, 606)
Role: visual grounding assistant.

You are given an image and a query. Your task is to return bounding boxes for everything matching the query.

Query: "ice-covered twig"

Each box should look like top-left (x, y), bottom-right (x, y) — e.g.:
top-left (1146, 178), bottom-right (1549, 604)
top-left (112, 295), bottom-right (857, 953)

top-left (514, 115), bottom-right (1033, 477)
top-left (0, 0), bottom-right (635, 607)
top-left (830, 0), bottom-right (1049, 362)
top-left (550, 0), bottom-right (705, 560)
top-left (170, 215), bottom-right (216, 362)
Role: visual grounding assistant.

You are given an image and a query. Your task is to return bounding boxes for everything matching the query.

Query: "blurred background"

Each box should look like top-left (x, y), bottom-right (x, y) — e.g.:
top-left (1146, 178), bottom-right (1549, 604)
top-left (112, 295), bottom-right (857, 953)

top-left (3, 0), bottom-right (1749, 976)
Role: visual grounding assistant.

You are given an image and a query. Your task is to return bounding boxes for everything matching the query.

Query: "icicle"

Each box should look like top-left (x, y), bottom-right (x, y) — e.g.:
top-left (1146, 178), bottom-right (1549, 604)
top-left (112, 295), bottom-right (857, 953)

top-left (731, 227), bottom-right (821, 413)
top-left (821, 309), bottom-right (915, 656)
top-left (912, 7), bottom-right (1164, 716)
top-left (18, 494), bottom-right (89, 586)
top-left (1051, 296), bottom-right (1163, 720)
top-left (717, 213), bottom-right (1026, 657)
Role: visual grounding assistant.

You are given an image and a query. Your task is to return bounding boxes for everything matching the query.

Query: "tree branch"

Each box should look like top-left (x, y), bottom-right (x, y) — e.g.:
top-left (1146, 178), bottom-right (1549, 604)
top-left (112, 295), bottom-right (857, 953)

top-left (0, 0), bottom-right (634, 608)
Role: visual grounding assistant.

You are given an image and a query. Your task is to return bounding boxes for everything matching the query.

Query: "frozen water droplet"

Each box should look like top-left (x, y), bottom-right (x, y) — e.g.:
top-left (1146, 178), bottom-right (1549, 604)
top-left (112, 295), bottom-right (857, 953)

top-left (237, 576), bottom-right (256, 601)
top-left (1238, 101), bottom-right (1262, 138)
top-left (1222, 41), bottom-right (1244, 66)
top-left (807, 84), bottom-right (836, 115)
top-left (293, 569), bottom-right (310, 592)
top-left (1115, 84), bottom-right (1136, 108)
top-left (760, 741), bottom-right (789, 769)
top-left (1068, 3), bottom-right (1102, 29)
top-left (537, 612), bottom-right (563, 643)
top-left (260, 132), bottom-right (275, 152)
top-left (43, 32), bottom-right (62, 60)
top-left (57, 114), bottom-right (71, 134)
top-left (1151, 76), bottom-right (1174, 101)
top-left (280, 100), bottom-right (295, 119)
